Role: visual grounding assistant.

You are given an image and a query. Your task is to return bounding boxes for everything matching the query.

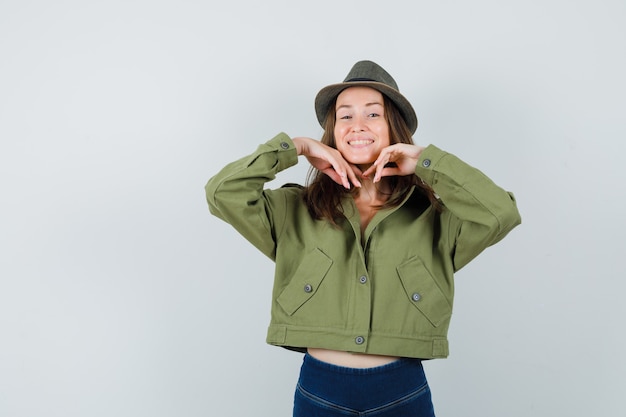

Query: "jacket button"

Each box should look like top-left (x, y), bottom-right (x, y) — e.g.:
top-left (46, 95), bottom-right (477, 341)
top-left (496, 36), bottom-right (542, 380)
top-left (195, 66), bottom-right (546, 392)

top-left (304, 284), bottom-right (313, 293)
top-left (359, 275), bottom-right (367, 284)
top-left (355, 336), bottom-right (365, 345)
top-left (422, 159), bottom-right (431, 168)
top-left (280, 141), bottom-right (290, 150)
top-left (412, 293), bottom-right (422, 302)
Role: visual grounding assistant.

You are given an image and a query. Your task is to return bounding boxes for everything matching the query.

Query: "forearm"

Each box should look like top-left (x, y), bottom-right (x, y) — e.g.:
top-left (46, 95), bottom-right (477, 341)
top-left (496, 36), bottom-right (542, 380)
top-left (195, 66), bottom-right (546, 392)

top-left (415, 145), bottom-right (521, 269)
top-left (205, 132), bottom-right (298, 258)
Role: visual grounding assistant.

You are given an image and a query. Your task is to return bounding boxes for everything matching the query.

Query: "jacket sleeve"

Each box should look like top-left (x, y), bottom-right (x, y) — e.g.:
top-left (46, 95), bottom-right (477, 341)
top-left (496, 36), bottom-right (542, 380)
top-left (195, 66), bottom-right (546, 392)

top-left (205, 132), bottom-right (298, 261)
top-left (415, 145), bottom-right (522, 271)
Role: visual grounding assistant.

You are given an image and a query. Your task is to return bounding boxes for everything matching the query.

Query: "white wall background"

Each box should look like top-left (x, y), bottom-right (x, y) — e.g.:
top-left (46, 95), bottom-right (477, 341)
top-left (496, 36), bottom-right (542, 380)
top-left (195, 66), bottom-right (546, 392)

top-left (1, 0), bottom-right (624, 416)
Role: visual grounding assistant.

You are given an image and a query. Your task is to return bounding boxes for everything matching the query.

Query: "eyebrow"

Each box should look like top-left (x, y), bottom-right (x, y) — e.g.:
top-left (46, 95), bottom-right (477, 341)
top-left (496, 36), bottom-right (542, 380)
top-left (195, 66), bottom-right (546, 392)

top-left (336, 101), bottom-right (384, 111)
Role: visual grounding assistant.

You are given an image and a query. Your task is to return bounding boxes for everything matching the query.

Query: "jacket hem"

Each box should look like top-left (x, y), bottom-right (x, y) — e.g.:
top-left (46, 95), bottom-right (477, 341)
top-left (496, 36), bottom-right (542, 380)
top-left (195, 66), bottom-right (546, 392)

top-left (266, 324), bottom-right (449, 359)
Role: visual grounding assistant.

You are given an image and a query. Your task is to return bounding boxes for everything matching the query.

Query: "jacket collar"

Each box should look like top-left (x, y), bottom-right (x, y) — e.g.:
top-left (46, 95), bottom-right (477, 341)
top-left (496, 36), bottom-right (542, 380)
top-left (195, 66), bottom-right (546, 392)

top-left (341, 185), bottom-right (417, 245)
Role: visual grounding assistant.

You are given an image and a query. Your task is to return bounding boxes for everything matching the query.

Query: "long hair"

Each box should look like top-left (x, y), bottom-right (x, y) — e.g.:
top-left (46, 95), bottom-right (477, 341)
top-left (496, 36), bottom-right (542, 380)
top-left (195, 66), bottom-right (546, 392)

top-left (302, 94), bottom-right (440, 225)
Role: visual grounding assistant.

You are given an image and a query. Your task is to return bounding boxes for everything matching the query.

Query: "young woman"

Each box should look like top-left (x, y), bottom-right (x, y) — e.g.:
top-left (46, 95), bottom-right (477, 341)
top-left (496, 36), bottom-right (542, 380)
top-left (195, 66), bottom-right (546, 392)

top-left (206, 60), bottom-right (521, 416)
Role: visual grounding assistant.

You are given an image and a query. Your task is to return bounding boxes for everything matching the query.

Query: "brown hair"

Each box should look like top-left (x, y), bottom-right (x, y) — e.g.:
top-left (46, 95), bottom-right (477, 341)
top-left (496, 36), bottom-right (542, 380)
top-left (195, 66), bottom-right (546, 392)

top-left (302, 95), bottom-right (441, 225)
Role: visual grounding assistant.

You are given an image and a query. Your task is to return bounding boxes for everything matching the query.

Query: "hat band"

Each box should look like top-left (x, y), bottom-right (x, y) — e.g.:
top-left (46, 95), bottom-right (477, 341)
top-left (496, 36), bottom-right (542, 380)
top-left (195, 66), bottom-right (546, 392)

top-left (345, 77), bottom-right (376, 82)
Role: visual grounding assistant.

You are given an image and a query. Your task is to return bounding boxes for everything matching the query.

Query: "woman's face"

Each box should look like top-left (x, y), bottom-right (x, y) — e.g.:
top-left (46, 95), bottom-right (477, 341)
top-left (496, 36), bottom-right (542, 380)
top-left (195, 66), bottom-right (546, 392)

top-left (333, 86), bottom-right (390, 168)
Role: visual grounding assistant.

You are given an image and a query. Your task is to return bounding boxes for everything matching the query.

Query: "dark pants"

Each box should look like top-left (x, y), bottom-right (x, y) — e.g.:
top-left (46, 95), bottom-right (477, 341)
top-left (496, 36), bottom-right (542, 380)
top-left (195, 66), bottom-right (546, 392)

top-left (293, 353), bottom-right (436, 416)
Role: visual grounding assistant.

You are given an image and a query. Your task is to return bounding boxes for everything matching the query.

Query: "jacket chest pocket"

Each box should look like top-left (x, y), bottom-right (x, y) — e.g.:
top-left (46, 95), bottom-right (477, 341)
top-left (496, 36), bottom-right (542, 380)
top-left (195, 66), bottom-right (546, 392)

top-left (396, 257), bottom-right (452, 327)
top-left (277, 248), bottom-right (333, 316)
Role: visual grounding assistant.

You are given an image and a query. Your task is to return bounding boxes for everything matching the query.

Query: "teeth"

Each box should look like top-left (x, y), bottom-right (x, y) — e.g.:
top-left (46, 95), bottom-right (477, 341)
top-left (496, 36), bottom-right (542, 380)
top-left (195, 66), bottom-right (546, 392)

top-left (349, 140), bottom-right (373, 145)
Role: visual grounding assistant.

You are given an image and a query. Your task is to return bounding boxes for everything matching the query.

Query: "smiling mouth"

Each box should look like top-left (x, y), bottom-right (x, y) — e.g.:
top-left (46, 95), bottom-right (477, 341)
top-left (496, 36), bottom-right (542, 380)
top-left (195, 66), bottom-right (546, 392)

top-left (348, 139), bottom-right (374, 146)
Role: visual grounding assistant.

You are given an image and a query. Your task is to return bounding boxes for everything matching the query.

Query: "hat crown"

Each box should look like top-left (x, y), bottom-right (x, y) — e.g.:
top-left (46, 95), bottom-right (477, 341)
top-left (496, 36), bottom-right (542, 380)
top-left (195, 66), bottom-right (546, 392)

top-left (343, 60), bottom-right (399, 91)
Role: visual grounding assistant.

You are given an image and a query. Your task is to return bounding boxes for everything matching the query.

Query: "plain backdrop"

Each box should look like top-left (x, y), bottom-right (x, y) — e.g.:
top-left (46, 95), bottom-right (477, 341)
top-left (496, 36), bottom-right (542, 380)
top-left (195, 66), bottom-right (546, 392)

top-left (1, 1), bottom-right (625, 416)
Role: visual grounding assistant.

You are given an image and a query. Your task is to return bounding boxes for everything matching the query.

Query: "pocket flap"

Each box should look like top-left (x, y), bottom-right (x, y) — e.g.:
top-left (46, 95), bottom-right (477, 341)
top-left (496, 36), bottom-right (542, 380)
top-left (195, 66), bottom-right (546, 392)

top-left (396, 257), bottom-right (452, 327)
top-left (277, 248), bottom-right (333, 316)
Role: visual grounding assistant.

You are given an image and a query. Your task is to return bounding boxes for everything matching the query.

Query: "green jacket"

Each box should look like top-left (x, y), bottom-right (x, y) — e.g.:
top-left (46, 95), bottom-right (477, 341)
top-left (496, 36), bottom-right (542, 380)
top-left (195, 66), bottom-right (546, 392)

top-left (206, 133), bottom-right (521, 359)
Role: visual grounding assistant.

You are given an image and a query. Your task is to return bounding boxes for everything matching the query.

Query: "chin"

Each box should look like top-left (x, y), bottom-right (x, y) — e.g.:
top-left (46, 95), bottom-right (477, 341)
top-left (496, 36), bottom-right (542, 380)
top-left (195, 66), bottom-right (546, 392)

top-left (344, 153), bottom-right (376, 164)
top-left (348, 160), bottom-right (375, 168)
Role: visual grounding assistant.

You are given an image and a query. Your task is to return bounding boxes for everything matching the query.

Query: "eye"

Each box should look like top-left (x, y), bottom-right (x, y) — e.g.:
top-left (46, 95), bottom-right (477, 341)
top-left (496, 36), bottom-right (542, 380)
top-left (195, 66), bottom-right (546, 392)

top-left (368, 113), bottom-right (380, 118)
top-left (338, 114), bottom-right (351, 120)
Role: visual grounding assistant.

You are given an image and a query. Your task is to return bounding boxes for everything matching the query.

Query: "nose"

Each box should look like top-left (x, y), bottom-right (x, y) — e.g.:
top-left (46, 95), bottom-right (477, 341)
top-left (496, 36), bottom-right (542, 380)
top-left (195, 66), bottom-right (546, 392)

top-left (351, 115), bottom-right (366, 132)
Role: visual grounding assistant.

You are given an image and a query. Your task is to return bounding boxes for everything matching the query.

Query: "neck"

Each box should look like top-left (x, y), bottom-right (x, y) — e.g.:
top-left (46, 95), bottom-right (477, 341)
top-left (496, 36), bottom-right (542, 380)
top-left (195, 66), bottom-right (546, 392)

top-left (354, 176), bottom-right (390, 205)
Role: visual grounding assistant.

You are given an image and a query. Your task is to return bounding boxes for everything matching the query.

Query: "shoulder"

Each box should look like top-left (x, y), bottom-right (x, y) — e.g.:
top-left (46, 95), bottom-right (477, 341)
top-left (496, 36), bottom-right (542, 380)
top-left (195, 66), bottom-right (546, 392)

top-left (280, 182), bottom-right (304, 190)
top-left (264, 183), bottom-right (305, 206)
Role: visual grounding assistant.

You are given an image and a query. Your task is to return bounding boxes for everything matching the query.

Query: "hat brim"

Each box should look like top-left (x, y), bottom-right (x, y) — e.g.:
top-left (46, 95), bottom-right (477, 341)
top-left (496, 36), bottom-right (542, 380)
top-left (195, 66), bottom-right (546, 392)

top-left (314, 81), bottom-right (418, 134)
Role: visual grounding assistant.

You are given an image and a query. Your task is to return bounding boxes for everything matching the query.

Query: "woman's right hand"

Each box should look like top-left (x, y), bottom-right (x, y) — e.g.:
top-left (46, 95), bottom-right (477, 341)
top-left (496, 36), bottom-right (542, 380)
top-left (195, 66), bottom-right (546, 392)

top-left (292, 137), bottom-right (361, 189)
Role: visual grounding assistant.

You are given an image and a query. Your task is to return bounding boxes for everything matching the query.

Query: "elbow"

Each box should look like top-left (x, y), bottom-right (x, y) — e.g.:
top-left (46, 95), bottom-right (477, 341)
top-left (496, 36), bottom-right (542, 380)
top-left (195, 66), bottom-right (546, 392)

top-left (504, 192), bottom-right (522, 228)
top-left (495, 192), bottom-right (522, 239)
top-left (205, 177), bottom-right (223, 217)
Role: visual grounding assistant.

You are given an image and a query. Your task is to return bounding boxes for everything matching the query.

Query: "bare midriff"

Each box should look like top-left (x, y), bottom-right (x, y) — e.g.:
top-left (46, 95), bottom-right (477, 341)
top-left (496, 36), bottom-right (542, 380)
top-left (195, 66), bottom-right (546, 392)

top-left (307, 348), bottom-right (400, 368)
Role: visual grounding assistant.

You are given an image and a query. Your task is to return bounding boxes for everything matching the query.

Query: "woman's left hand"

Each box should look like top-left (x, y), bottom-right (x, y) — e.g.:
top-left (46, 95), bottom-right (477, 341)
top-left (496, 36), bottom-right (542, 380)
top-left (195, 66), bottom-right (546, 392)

top-left (362, 144), bottom-right (425, 183)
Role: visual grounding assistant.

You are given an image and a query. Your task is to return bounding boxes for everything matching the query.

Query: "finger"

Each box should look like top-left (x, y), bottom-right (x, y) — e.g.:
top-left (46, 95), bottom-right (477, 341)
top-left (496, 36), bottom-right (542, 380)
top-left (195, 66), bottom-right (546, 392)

top-left (333, 160), bottom-right (354, 189)
top-left (328, 154), bottom-right (357, 189)
top-left (339, 169), bottom-right (352, 189)
top-left (373, 154), bottom-right (391, 183)
top-left (362, 152), bottom-right (384, 180)
top-left (361, 164), bottom-right (375, 178)
top-left (317, 152), bottom-right (349, 189)
top-left (377, 166), bottom-right (401, 178)
top-left (350, 164), bottom-right (363, 177)
top-left (332, 162), bottom-right (352, 189)
top-left (347, 165), bottom-right (362, 188)
top-left (322, 168), bottom-right (350, 188)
